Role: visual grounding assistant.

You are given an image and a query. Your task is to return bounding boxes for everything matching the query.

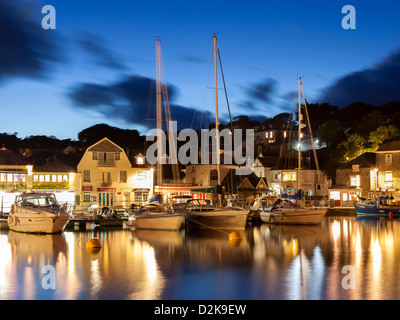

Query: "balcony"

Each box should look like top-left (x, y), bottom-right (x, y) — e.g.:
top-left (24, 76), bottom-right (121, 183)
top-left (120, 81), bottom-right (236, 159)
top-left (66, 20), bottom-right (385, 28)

top-left (101, 181), bottom-right (112, 187)
top-left (98, 159), bottom-right (115, 167)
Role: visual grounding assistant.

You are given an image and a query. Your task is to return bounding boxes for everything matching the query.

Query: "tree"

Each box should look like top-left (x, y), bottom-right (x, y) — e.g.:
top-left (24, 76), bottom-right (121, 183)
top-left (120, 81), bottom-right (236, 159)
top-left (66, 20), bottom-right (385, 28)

top-left (315, 120), bottom-right (345, 149)
top-left (365, 125), bottom-right (399, 152)
top-left (336, 134), bottom-right (366, 163)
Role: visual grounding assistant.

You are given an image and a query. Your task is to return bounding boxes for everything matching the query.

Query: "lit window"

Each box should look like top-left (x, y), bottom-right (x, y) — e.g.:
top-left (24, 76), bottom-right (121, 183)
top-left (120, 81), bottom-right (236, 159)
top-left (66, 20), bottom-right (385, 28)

top-left (283, 172), bottom-right (297, 182)
top-left (385, 171), bottom-right (393, 182)
top-left (350, 175), bottom-right (360, 187)
top-left (330, 191), bottom-right (340, 200)
top-left (352, 165), bottom-right (359, 172)
top-left (52, 175), bottom-right (57, 182)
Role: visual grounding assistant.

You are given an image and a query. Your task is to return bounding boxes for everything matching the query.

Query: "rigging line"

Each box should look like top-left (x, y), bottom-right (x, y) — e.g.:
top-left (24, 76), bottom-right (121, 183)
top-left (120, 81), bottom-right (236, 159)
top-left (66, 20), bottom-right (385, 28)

top-left (301, 84), bottom-right (320, 171)
top-left (198, 43), bottom-right (214, 131)
top-left (217, 46), bottom-right (246, 196)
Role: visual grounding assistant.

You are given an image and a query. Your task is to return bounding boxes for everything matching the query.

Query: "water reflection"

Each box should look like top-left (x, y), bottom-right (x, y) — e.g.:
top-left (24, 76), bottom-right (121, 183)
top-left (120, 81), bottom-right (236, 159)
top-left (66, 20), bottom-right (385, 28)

top-left (1, 216), bottom-right (400, 299)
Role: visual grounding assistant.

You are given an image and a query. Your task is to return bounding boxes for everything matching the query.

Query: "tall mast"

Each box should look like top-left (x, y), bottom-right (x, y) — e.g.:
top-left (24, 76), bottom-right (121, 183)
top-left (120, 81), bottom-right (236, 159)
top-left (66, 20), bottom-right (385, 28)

top-left (213, 34), bottom-right (221, 186)
top-left (156, 38), bottom-right (163, 186)
top-left (297, 77), bottom-right (302, 193)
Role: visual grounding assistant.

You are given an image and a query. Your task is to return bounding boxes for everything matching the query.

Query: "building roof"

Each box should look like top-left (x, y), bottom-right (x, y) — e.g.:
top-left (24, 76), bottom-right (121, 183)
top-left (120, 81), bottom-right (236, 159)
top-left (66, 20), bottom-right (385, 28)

top-left (376, 135), bottom-right (400, 152)
top-left (87, 137), bottom-right (123, 153)
top-left (337, 152), bottom-right (376, 170)
top-left (34, 158), bottom-right (76, 173)
top-left (0, 148), bottom-right (29, 166)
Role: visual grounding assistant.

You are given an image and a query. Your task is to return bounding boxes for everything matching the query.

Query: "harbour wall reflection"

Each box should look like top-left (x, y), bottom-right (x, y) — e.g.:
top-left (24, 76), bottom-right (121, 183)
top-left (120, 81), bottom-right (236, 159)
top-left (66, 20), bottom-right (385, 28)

top-left (1, 216), bottom-right (400, 299)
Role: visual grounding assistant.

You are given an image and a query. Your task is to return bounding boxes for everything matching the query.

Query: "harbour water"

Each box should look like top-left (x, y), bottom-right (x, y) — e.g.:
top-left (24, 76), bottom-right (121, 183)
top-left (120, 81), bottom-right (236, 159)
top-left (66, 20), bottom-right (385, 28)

top-left (0, 215), bottom-right (399, 300)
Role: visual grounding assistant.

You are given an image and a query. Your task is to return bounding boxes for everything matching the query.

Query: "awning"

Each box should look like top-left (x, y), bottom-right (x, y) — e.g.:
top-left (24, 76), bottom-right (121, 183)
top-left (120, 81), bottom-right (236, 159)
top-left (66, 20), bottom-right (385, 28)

top-left (191, 185), bottom-right (222, 194)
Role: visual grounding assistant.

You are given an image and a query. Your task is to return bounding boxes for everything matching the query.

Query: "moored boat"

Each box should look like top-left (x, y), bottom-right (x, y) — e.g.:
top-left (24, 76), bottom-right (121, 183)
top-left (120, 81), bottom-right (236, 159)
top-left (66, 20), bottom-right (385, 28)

top-left (354, 195), bottom-right (400, 216)
top-left (7, 193), bottom-right (70, 234)
top-left (128, 204), bottom-right (185, 231)
top-left (185, 199), bottom-right (249, 230)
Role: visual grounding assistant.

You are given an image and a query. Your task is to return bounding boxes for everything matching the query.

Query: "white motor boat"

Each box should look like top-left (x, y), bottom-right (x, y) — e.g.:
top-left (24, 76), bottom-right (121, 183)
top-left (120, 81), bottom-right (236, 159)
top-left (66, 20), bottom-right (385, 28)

top-left (128, 204), bottom-right (185, 231)
top-left (7, 193), bottom-right (70, 234)
top-left (185, 199), bottom-right (249, 230)
top-left (260, 199), bottom-right (327, 225)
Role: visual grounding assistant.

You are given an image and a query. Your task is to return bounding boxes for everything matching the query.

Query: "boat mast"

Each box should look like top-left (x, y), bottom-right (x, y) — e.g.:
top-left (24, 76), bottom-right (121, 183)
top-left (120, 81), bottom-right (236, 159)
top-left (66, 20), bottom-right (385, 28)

top-left (297, 77), bottom-right (302, 194)
top-left (213, 34), bottom-right (221, 187)
top-left (156, 38), bottom-right (163, 187)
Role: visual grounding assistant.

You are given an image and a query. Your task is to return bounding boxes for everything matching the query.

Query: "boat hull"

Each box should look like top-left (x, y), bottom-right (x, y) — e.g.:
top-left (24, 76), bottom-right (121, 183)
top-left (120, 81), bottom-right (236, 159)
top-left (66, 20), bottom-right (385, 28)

top-left (186, 210), bottom-right (249, 230)
top-left (261, 208), bottom-right (327, 225)
top-left (354, 204), bottom-right (400, 216)
top-left (7, 214), bottom-right (70, 234)
top-left (131, 214), bottom-right (184, 231)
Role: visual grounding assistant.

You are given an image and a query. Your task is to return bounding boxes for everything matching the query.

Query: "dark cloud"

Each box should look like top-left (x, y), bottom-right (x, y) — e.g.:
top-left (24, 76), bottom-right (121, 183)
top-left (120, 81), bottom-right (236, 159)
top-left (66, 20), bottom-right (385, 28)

top-left (320, 49), bottom-right (400, 107)
top-left (246, 78), bottom-right (277, 103)
top-left (68, 75), bottom-right (213, 131)
top-left (77, 32), bottom-right (127, 70)
top-left (0, 0), bottom-right (59, 81)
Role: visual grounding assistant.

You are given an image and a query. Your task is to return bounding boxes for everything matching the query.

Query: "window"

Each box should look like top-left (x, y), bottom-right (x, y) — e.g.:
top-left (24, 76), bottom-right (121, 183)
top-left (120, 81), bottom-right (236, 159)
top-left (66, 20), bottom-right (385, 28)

top-left (330, 191), bottom-right (340, 200)
top-left (137, 171), bottom-right (146, 180)
top-left (282, 172), bottom-right (297, 182)
top-left (385, 154), bottom-right (393, 165)
top-left (210, 169), bottom-right (218, 180)
top-left (102, 172), bottom-right (111, 183)
top-left (83, 192), bottom-right (91, 202)
top-left (92, 152), bottom-right (98, 160)
top-left (350, 175), bottom-right (360, 187)
top-left (83, 170), bottom-right (91, 182)
top-left (51, 175), bottom-right (57, 182)
top-left (352, 165), bottom-right (359, 172)
top-left (115, 153), bottom-right (120, 160)
top-left (385, 171), bottom-right (393, 182)
top-left (120, 170), bottom-right (127, 182)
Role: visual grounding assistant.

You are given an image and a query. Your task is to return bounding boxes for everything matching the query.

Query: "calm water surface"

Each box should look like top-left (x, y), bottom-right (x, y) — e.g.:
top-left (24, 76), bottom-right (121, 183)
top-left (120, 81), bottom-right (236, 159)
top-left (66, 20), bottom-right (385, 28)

top-left (1, 216), bottom-right (399, 300)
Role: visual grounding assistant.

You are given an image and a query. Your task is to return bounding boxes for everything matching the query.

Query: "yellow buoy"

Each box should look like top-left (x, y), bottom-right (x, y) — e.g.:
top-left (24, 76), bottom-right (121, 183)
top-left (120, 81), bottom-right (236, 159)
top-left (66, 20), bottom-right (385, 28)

top-left (86, 238), bottom-right (102, 248)
top-left (229, 231), bottom-right (243, 240)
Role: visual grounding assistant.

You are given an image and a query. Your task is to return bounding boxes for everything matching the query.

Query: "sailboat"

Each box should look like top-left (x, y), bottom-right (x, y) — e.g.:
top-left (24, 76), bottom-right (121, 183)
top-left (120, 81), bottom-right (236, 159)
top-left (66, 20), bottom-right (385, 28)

top-left (184, 34), bottom-right (249, 230)
top-left (131, 39), bottom-right (185, 231)
top-left (260, 78), bottom-right (327, 225)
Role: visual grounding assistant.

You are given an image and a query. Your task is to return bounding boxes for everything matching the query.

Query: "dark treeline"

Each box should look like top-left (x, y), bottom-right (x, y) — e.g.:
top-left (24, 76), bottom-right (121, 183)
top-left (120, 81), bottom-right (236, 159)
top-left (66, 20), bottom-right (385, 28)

top-left (1, 101), bottom-right (399, 181)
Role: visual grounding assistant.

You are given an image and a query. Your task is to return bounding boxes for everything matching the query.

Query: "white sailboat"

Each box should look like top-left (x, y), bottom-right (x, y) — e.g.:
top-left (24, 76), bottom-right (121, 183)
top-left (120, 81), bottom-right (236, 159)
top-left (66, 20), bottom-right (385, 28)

top-left (260, 78), bottom-right (326, 225)
top-left (185, 34), bottom-right (249, 230)
top-left (132, 38), bottom-right (185, 231)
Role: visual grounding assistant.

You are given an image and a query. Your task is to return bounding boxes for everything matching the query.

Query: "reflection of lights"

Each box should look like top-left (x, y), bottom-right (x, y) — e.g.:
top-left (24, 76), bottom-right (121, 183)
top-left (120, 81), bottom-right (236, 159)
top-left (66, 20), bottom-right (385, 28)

top-left (371, 237), bottom-right (381, 278)
top-left (332, 220), bottom-right (340, 241)
top-left (355, 231), bottom-right (362, 260)
top-left (143, 246), bottom-right (157, 281)
top-left (0, 235), bottom-right (11, 299)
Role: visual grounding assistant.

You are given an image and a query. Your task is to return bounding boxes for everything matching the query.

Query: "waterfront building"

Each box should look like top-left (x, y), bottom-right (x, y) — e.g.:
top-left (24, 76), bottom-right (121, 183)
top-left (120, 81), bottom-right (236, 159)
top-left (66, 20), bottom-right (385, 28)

top-left (0, 146), bottom-right (32, 213)
top-left (330, 136), bottom-right (400, 202)
top-left (76, 137), bottom-right (154, 210)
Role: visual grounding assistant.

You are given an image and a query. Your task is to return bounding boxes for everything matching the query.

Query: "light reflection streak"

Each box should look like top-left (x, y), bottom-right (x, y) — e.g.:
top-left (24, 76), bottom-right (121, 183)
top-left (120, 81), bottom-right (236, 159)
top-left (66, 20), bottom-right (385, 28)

top-left (0, 235), bottom-right (11, 299)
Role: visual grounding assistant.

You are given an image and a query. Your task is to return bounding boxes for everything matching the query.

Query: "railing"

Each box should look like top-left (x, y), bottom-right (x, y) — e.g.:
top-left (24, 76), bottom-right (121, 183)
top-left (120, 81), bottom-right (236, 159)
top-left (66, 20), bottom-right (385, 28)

top-left (98, 159), bottom-right (115, 166)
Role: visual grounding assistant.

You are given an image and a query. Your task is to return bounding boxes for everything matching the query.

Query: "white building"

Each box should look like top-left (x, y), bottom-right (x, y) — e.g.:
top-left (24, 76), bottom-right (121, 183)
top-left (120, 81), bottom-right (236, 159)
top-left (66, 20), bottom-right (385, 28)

top-left (77, 138), bottom-right (153, 210)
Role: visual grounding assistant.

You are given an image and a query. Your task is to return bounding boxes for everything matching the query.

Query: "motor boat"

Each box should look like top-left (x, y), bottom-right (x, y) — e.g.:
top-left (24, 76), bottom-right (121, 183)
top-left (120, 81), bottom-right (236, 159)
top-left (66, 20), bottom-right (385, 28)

top-left (128, 203), bottom-right (185, 231)
top-left (184, 199), bottom-right (249, 230)
top-left (7, 193), bottom-right (70, 233)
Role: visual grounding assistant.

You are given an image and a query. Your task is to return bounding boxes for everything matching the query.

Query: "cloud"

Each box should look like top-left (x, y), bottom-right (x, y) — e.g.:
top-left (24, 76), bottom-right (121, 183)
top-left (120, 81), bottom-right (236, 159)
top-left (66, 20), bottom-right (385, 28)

top-left (0, 0), bottom-right (59, 81)
top-left (320, 49), bottom-right (400, 107)
top-left (77, 32), bottom-right (127, 70)
top-left (68, 75), bottom-right (213, 131)
top-left (246, 78), bottom-right (277, 103)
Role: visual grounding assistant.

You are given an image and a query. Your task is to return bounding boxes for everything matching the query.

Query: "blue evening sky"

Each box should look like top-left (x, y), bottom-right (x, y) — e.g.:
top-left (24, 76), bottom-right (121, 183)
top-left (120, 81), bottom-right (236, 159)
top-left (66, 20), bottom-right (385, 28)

top-left (1, 0), bottom-right (400, 139)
